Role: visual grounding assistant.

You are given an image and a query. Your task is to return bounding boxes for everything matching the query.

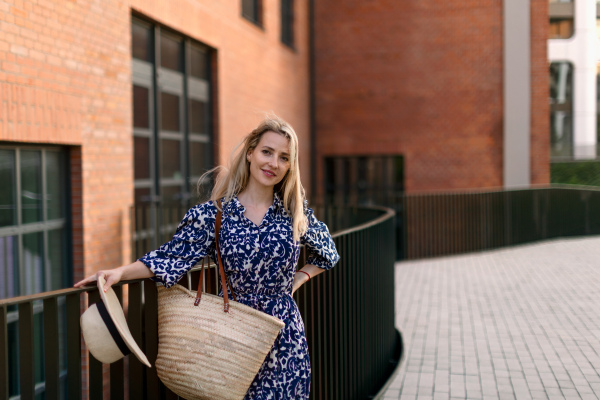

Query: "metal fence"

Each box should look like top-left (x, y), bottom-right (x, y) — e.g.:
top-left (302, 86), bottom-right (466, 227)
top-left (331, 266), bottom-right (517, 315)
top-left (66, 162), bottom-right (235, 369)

top-left (402, 185), bottom-right (600, 259)
top-left (1, 204), bottom-right (399, 400)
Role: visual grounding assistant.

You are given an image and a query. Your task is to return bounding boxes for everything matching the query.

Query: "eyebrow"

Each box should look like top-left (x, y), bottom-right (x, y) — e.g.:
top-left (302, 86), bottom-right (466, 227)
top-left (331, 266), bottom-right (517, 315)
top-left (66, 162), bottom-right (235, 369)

top-left (261, 145), bottom-right (290, 157)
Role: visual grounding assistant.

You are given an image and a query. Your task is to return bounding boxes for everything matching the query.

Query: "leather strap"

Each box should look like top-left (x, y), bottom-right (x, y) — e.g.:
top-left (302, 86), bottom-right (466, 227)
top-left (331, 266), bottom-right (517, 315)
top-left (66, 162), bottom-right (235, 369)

top-left (194, 199), bottom-right (237, 312)
top-left (194, 258), bottom-right (205, 306)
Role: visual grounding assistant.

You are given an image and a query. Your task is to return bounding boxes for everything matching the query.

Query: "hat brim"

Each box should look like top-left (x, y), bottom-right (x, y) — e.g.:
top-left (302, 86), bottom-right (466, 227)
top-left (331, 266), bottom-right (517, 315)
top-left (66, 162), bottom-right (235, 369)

top-left (97, 276), bottom-right (151, 368)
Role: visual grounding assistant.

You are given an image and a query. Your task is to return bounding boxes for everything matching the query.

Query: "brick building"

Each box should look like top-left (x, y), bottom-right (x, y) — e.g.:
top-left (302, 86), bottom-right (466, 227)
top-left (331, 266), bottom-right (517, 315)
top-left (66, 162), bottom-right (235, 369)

top-left (0, 1), bottom-right (309, 397)
top-left (0, 0), bottom-right (549, 398)
top-left (314, 0), bottom-right (549, 194)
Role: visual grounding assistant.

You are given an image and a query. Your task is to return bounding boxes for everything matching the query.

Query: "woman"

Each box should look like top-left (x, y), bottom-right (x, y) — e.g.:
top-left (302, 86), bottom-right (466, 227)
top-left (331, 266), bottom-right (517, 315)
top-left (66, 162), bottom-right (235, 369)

top-left (75, 115), bottom-right (340, 399)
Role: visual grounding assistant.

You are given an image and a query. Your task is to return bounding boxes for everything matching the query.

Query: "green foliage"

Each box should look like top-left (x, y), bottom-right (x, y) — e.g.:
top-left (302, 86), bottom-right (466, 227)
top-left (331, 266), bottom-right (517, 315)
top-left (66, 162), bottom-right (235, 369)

top-left (551, 161), bottom-right (600, 187)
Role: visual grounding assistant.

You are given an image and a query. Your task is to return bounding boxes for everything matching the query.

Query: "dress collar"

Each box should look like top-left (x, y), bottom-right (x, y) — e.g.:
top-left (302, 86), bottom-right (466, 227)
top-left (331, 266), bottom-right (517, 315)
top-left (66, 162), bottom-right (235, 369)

top-left (221, 191), bottom-right (284, 218)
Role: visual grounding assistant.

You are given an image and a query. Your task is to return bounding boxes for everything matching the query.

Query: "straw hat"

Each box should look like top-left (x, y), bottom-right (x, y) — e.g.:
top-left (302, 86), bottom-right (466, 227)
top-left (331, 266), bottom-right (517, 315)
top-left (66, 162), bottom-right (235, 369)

top-left (80, 276), bottom-right (151, 368)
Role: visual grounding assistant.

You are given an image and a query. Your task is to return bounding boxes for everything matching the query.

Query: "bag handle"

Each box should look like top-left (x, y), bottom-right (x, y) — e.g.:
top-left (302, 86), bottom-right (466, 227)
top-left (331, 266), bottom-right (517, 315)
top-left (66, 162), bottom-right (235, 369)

top-left (194, 199), bottom-right (237, 312)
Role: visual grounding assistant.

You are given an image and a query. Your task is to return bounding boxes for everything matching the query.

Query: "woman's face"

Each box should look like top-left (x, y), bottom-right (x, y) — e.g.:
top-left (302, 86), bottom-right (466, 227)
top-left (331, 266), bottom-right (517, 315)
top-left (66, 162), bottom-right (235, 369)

top-left (246, 131), bottom-right (291, 189)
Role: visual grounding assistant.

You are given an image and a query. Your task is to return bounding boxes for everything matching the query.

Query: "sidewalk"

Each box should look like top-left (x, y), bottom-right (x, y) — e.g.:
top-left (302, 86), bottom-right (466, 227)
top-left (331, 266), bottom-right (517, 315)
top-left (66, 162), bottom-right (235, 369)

top-left (378, 236), bottom-right (600, 400)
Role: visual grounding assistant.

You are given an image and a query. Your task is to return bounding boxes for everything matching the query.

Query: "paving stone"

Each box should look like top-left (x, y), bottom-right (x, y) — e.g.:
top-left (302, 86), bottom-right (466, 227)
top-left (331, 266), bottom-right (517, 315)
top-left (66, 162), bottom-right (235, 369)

top-left (377, 238), bottom-right (600, 400)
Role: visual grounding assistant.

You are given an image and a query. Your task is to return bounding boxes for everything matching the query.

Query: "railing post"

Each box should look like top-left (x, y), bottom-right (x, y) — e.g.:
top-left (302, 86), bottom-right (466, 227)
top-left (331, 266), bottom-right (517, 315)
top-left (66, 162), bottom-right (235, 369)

top-left (128, 282), bottom-right (145, 400)
top-left (43, 297), bottom-right (61, 400)
top-left (110, 286), bottom-right (125, 399)
top-left (66, 293), bottom-right (82, 399)
top-left (0, 305), bottom-right (8, 400)
top-left (88, 290), bottom-right (103, 400)
top-left (18, 303), bottom-right (35, 400)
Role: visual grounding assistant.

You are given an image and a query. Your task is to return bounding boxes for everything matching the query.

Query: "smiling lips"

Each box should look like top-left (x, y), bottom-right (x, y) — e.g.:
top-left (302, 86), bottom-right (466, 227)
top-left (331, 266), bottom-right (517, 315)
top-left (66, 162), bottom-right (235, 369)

top-left (262, 169), bottom-right (276, 178)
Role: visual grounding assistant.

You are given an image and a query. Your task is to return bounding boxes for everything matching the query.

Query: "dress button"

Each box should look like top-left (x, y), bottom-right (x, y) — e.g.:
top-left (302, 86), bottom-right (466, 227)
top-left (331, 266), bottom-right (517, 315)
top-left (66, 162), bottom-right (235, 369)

top-left (254, 247), bottom-right (260, 252)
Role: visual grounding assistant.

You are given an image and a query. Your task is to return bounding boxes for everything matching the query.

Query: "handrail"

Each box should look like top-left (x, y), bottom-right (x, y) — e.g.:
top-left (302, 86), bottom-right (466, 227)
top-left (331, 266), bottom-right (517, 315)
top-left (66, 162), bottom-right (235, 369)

top-left (331, 205), bottom-right (395, 238)
top-left (2, 204), bottom-right (400, 400)
top-left (401, 185), bottom-right (600, 259)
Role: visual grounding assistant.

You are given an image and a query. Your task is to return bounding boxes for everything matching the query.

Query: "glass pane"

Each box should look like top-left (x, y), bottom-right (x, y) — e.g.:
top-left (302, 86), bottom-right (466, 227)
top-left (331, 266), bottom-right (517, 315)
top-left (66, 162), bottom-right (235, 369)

top-left (134, 136), bottom-right (151, 180)
top-left (160, 139), bottom-right (182, 179)
top-left (48, 228), bottom-right (66, 290)
top-left (23, 232), bottom-right (44, 295)
top-left (242, 0), bottom-right (259, 23)
top-left (0, 235), bottom-right (19, 299)
top-left (189, 99), bottom-right (207, 134)
top-left (281, 0), bottom-right (294, 46)
top-left (189, 141), bottom-right (210, 177)
top-left (132, 20), bottom-right (152, 61)
top-left (549, 19), bottom-right (573, 39)
top-left (550, 62), bottom-right (573, 159)
top-left (160, 33), bottom-right (183, 72)
top-left (551, 113), bottom-right (573, 158)
top-left (190, 46), bottom-right (208, 79)
top-left (133, 85), bottom-right (150, 129)
top-left (0, 149), bottom-right (16, 227)
top-left (161, 185), bottom-right (183, 204)
top-left (135, 188), bottom-right (151, 204)
top-left (161, 92), bottom-right (180, 132)
top-left (21, 150), bottom-right (43, 224)
top-left (46, 151), bottom-right (65, 220)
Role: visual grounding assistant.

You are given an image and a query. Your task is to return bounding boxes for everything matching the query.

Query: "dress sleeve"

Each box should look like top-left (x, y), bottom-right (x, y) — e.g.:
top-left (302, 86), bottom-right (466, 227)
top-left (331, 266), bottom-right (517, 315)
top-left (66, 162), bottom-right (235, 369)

top-left (138, 201), bottom-right (217, 288)
top-left (300, 204), bottom-right (340, 270)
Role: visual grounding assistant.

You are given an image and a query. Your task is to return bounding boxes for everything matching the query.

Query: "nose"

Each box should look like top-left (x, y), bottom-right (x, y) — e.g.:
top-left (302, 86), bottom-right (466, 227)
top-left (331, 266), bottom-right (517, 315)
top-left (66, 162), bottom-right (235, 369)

top-left (269, 157), bottom-right (278, 169)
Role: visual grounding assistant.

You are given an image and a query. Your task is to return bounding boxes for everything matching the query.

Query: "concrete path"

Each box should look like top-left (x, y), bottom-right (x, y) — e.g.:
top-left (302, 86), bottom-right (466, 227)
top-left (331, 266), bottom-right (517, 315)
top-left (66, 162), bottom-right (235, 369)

top-left (377, 236), bottom-right (600, 400)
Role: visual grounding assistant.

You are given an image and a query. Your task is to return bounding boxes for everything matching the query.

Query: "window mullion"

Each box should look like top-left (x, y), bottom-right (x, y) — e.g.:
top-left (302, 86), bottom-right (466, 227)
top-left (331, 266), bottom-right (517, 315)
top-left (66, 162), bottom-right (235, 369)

top-left (153, 25), bottom-right (162, 205)
top-left (15, 149), bottom-right (24, 297)
top-left (183, 39), bottom-right (191, 204)
top-left (41, 150), bottom-right (50, 292)
top-left (152, 25), bottom-right (161, 250)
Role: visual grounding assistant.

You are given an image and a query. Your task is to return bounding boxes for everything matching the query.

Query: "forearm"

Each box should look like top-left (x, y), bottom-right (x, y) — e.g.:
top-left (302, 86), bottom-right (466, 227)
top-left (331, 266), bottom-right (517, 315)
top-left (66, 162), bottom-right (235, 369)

top-left (292, 264), bottom-right (326, 293)
top-left (118, 260), bottom-right (155, 281)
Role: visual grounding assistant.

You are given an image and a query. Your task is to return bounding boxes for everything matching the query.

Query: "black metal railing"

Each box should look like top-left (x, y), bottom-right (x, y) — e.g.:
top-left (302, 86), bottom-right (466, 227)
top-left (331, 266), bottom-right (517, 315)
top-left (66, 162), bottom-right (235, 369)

top-left (1, 204), bottom-right (399, 400)
top-left (402, 185), bottom-right (600, 259)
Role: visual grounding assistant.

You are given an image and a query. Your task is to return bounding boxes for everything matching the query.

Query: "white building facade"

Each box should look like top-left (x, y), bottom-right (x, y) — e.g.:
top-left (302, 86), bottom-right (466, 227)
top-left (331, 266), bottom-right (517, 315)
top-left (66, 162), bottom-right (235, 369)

top-left (548, 0), bottom-right (600, 160)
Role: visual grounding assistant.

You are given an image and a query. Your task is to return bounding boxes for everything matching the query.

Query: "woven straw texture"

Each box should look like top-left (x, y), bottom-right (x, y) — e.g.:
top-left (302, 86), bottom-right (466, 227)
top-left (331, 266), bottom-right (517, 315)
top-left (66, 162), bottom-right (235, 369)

top-left (156, 284), bottom-right (285, 400)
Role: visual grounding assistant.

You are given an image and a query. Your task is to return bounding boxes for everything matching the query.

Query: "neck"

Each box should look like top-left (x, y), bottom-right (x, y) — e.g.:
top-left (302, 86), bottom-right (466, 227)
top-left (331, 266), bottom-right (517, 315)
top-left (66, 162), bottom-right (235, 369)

top-left (238, 181), bottom-right (274, 207)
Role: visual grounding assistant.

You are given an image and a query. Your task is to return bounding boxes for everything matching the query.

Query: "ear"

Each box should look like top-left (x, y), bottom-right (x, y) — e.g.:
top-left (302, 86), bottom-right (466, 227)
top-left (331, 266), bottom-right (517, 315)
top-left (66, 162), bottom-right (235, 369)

top-left (246, 149), bottom-right (252, 162)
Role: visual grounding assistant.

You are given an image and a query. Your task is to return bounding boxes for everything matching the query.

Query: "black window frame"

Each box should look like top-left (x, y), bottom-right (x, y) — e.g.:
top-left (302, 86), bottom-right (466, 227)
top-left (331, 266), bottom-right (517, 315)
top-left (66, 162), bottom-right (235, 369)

top-left (242, 0), bottom-right (263, 27)
top-left (549, 0), bottom-right (574, 40)
top-left (131, 15), bottom-right (215, 208)
top-left (281, 0), bottom-right (295, 48)
top-left (0, 144), bottom-right (71, 399)
top-left (550, 61), bottom-right (574, 160)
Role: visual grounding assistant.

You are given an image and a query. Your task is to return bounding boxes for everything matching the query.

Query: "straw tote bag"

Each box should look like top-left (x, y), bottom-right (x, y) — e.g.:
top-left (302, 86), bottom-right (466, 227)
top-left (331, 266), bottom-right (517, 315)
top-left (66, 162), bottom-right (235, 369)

top-left (155, 201), bottom-right (286, 400)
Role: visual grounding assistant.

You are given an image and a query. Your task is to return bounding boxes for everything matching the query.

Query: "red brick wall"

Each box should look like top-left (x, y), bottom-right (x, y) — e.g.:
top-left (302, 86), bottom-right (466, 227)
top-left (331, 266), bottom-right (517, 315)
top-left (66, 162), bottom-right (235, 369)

top-left (314, 0), bottom-right (549, 194)
top-left (130, 0), bottom-right (312, 192)
top-left (0, 0), bottom-right (133, 279)
top-left (0, 0), bottom-right (311, 284)
top-left (531, 0), bottom-right (550, 185)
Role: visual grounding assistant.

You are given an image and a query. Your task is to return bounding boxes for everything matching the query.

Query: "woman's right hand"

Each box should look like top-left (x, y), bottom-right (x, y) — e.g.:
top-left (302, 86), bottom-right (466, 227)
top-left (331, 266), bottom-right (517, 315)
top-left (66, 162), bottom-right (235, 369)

top-left (73, 267), bottom-right (124, 292)
top-left (73, 261), bottom-right (154, 293)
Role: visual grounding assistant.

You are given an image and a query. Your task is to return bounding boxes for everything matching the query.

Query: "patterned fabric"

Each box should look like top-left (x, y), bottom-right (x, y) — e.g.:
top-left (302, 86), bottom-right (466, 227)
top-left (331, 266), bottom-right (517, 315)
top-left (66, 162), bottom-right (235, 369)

top-left (139, 193), bottom-right (340, 399)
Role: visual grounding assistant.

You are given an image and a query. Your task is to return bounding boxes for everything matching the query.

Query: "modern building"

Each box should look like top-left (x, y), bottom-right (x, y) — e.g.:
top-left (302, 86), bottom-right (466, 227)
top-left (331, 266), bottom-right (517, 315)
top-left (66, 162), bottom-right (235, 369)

top-left (549, 0), bottom-right (600, 161)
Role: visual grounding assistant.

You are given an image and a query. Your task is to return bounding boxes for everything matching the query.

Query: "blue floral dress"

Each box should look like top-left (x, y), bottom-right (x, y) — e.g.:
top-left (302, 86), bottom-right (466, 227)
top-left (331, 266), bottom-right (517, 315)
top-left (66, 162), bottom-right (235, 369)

top-left (139, 193), bottom-right (340, 399)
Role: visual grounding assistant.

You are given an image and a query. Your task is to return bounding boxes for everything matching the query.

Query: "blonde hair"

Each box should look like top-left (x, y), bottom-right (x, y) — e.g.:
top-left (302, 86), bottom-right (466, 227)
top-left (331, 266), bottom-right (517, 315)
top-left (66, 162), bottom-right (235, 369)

top-left (199, 115), bottom-right (308, 242)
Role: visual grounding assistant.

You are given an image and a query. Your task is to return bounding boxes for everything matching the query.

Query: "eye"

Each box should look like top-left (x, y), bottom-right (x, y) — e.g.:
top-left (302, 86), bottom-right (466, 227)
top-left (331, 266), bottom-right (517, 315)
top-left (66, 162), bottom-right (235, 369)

top-left (280, 156), bottom-right (289, 162)
top-left (262, 149), bottom-right (271, 155)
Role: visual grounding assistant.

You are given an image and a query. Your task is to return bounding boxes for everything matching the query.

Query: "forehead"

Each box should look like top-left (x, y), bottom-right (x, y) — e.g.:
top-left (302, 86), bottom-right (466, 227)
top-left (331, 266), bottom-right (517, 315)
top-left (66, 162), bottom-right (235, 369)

top-left (257, 131), bottom-right (290, 152)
